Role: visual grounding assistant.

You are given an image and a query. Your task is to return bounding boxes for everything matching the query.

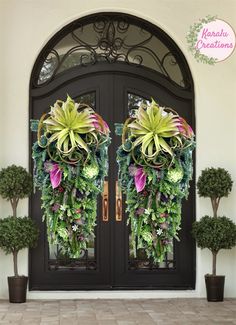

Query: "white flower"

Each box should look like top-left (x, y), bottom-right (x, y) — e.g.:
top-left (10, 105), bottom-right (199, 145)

top-left (60, 204), bottom-right (67, 211)
top-left (144, 208), bottom-right (152, 215)
top-left (72, 224), bottom-right (78, 232)
top-left (156, 228), bottom-right (163, 236)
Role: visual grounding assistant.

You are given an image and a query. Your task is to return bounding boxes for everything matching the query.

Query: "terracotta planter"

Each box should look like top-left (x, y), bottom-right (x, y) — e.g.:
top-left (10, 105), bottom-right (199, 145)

top-left (8, 276), bottom-right (28, 303)
top-left (205, 274), bottom-right (225, 302)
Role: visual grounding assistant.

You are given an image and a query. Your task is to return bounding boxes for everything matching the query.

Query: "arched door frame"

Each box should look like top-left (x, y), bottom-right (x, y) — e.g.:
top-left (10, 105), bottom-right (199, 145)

top-left (29, 12), bottom-right (196, 291)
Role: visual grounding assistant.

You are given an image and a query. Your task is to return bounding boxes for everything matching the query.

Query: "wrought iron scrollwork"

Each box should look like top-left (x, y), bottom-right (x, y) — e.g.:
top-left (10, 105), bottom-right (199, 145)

top-left (49, 248), bottom-right (97, 271)
top-left (128, 241), bottom-right (175, 270)
top-left (128, 255), bottom-right (175, 270)
top-left (49, 258), bottom-right (97, 271)
top-left (34, 15), bottom-right (188, 88)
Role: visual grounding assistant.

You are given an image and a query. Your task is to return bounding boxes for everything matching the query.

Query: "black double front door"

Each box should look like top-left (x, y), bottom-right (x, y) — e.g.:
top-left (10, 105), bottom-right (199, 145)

top-left (29, 64), bottom-right (195, 290)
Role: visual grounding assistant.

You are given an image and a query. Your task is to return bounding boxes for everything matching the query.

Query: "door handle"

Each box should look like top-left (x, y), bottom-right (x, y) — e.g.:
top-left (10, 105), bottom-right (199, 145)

top-left (102, 180), bottom-right (109, 222)
top-left (116, 181), bottom-right (122, 222)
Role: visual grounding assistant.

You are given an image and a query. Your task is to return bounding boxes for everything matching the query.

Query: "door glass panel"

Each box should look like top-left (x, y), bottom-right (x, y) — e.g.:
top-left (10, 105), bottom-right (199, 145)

top-left (48, 91), bottom-right (97, 271)
top-left (127, 92), bottom-right (175, 270)
top-left (128, 93), bottom-right (151, 117)
top-left (75, 92), bottom-right (95, 110)
top-left (129, 238), bottom-right (175, 270)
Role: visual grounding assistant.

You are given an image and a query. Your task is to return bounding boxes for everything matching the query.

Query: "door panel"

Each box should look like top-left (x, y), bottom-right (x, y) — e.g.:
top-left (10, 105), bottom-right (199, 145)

top-left (29, 70), bottom-right (195, 290)
top-left (30, 75), bottom-right (113, 289)
top-left (113, 75), bottom-right (195, 288)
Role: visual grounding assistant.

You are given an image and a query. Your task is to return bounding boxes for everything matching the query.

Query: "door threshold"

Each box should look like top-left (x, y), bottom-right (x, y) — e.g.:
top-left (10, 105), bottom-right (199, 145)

top-left (28, 290), bottom-right (198, 300)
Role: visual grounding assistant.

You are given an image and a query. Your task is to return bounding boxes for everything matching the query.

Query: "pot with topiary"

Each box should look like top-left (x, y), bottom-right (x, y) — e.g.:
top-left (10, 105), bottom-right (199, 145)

top-left (0, 165), bottom-right (39, 303)
top-left (192, 167), bottom-right (236, 301)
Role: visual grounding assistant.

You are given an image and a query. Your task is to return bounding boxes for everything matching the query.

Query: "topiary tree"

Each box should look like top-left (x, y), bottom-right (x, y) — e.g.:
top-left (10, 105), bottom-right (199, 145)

top-left (0, 217), bottom-right (39, 276)
top-left (0, 165), bottom-right (38, 278)
top-left (0, 165), bottom-right (33, 217)
top-left (197, 168), bottom-right (233, 218)
top-left (192, 216), bottom-right (236, 276)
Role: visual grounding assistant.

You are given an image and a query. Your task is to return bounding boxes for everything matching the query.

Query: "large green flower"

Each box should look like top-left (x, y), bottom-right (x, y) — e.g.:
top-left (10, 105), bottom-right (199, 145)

top-left (43, 96), bottom-right (96, 156)
top-left (128, 100), bottom-right (180, 159)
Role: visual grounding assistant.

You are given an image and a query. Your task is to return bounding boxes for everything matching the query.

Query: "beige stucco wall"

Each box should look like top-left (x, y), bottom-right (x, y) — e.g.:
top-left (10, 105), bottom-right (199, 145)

top-left (0, 0), bottom-right (236, 299)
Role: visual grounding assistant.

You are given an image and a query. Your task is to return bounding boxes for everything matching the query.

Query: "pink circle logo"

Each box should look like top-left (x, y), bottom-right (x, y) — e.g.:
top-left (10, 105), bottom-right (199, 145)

top-left (187, 16), bottom-right (236, 64)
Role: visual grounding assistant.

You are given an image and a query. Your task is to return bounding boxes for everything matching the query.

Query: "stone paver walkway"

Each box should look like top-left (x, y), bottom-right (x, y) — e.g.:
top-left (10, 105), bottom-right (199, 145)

top-left (0, 299), bottom-right (235, 325)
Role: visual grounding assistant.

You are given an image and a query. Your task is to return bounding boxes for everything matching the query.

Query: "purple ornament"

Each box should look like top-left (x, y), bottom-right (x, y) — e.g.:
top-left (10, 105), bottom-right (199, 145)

top-left (160, 222), bottom-right (168, 230)
top-left (52, 203), bottom-right (60, 212)
top-left (162, 239), bottom-right (172, 245)
top-left (135, 207), bottom-right (145, 216)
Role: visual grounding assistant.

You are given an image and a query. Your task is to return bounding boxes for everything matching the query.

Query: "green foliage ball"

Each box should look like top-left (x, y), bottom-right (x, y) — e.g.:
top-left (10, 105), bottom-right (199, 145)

top-left (0, 165), bottom-right (33, 200)
top-left (197, 167), bottom-right (233, 198)
top-left (192, 216), bottom-right (236, 253)
top-left (0, 216), bottom-right (39, 254)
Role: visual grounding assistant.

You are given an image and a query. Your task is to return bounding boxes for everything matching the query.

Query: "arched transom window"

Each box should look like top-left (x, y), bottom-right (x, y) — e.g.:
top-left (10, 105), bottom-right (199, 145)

top-left (32, 14), bottom-right (191, 89)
